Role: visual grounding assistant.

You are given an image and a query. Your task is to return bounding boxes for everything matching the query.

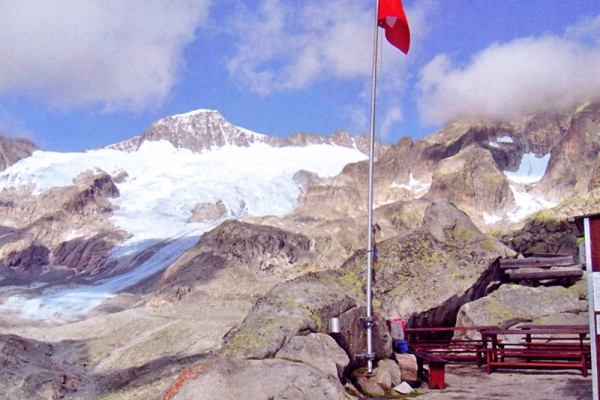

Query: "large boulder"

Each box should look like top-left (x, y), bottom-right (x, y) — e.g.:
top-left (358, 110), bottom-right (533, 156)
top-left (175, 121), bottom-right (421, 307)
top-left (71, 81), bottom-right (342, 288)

top-left (275, 333), bottom-right (350, 381)
top-left (163, 356), bottom-right (349, 400)
top-left (221, 272), bottom-right (367, 360)
top-left (499, 210), bottom-right (579, 256)
top-left (456, 280), bottom-right (589, 330)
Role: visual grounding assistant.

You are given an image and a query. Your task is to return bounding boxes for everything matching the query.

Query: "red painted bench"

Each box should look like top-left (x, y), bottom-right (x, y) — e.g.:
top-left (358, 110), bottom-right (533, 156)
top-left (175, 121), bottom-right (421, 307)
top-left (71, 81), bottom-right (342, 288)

top-left (411, 349), bottom-right (447, 389)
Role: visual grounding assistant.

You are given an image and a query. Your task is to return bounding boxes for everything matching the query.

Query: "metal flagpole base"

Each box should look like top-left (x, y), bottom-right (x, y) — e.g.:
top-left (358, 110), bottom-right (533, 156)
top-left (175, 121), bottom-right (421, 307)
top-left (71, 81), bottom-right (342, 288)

top-left (359, 316), bottom-right (377, 372)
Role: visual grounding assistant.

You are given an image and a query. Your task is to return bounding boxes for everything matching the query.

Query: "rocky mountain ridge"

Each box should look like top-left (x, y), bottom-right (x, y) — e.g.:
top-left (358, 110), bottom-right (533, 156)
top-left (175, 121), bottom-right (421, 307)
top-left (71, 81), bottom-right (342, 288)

top-left (109, 108), bottom-right (387, 157)
top-left (289, 102), bottom-right (600, 234)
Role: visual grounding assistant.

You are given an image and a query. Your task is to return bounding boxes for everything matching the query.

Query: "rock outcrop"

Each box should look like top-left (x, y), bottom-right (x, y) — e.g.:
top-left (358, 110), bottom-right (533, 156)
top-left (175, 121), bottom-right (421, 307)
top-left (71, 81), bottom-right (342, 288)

top-left (535, 102), bottom-right (600, 202)
top-left (0, 334), bottom-right (90, 400)
top-left (162, 267), bottom-right (393, 399)
top-left (339, 201), bottom-right (514, 327)
top-left (0, 133), bottom-right (38, 171)
top-left (0, 170), bottom-right (129, 283)
top-left (425, 146), bottom-right (514, 214)
top-left (160, 220), bottom-right (313, 285)
top-left (291, 102), bottom-right (600, 234)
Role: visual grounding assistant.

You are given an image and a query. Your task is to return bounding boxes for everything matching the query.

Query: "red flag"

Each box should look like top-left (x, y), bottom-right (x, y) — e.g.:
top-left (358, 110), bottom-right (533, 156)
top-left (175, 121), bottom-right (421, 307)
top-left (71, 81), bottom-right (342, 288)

top-left (378, 0), bottom-right (410, 54)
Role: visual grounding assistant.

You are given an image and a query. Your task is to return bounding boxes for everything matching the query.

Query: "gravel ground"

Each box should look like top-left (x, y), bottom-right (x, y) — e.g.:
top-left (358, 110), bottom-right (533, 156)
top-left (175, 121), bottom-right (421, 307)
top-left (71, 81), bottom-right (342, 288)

top-left (416, 363), bottom-right (593, 400)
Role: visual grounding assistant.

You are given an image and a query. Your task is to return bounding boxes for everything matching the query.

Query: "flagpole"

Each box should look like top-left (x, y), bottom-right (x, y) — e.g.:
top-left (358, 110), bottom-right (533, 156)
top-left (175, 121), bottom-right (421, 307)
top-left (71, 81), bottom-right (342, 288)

top-left (365, 0), bottom-right (381, 375)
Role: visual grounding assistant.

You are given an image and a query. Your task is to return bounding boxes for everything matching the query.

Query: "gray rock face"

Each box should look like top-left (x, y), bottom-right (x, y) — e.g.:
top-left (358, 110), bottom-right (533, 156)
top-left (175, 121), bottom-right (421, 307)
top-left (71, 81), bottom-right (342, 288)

top-left (500, 213), bottom-right (579, 256)
top-left (0, 133), bottom-right (38, 171)
top-left (160, 220), bottom-right (313, 284)
top-left (220, 272), bottom-right (359, 360)
top-left (535, 102), bottom-right (600, 202)
top-left (425, 146), bottom-right (514, 213)
top-left (138, 109), bottom-right (263, 152)
top-left (340, 201), bottom-right (513, 327)
top-left (292, 101), bottom-right (600, 234)
top-left (0, 171), bottom-right (128, 283)
top-left (333, 304), bottom-right (393, 369)
top-left (0, 335), bottom-right (90, 400)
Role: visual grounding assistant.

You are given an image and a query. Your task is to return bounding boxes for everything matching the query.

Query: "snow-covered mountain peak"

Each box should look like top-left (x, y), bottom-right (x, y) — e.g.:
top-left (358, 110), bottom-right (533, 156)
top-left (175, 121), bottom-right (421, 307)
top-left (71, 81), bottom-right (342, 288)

top-left (139, 109), bottom-right (266, 152)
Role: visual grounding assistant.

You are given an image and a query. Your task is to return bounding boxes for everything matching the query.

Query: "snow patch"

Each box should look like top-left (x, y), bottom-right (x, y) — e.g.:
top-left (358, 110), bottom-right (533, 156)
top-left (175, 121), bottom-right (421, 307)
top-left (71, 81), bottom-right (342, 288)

top-left (483, 212), bottom-right (502, 224)
top-left (171, 108), bottom-right (215, 118)
top-left (507, 184), bottom-right (557, 223)
top-left (504, 153), bottom-right (550, 184)
top-left (391, 174), bottom-right (431, 193)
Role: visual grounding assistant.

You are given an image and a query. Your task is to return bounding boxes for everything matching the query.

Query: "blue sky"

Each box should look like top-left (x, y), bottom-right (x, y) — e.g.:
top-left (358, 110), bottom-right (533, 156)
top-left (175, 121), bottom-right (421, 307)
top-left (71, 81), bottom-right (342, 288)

top-left (0, 0), bottom-right (599, 152)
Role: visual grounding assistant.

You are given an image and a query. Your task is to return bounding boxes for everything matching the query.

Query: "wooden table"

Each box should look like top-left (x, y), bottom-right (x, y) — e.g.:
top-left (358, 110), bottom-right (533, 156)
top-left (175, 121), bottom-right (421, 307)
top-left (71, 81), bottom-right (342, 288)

top-left (481, 327), bottom-right (590, 376)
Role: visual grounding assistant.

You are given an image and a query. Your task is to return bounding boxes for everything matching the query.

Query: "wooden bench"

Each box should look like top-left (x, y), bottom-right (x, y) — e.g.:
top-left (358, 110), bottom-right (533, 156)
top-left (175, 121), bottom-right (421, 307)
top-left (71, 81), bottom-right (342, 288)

top-left (411, 349), bottom-right (448, 389)
top-left (482, 347), bottom-right (590, 376)
top-left (499, 255), bottom-right (583, 282)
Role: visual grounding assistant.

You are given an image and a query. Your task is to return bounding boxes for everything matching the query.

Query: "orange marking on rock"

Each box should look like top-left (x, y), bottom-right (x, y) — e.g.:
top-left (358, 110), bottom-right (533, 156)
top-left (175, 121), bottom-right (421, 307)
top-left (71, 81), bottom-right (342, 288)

top-left (162, 361), bottom-right (212, 400)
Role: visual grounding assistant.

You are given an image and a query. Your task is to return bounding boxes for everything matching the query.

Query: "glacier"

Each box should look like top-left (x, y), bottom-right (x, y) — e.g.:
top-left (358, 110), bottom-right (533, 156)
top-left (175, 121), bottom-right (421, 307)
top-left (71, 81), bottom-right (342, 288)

top-left (0, 139), bottom-right (367, 321)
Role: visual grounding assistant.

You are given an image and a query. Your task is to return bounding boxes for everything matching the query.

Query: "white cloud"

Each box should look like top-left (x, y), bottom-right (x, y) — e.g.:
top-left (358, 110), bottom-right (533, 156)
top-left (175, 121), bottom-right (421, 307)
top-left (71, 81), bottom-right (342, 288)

top-left (0, 0), bottom-right (211, 111)
top-left (225, 0), bottom-right (434, 95)
top-left (380, 107), bottom-right (404, 139)
top-left (417, 15), bottom-right (600, 125)
top-left (226, 0), bottom-right (373, 96)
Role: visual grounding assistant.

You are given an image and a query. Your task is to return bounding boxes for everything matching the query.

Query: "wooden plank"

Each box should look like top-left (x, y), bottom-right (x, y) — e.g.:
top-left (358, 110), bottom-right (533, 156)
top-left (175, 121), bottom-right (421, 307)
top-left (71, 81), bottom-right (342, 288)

top-left (517, 324), bottom-right (589, 331)
top-left (531, 253), bottom-right (573, 258)
top-left (411, 349), bottom-right (448, 364)
top-left (499, 255), bottom-right (575, 269)
top-left (507, 268), bottom-right (583, 281)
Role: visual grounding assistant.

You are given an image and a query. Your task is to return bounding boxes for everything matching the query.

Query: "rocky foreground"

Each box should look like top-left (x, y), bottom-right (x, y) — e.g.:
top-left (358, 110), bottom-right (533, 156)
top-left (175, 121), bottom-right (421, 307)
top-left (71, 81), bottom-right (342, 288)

top-left (0, 200), bottom-right (591, 399)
